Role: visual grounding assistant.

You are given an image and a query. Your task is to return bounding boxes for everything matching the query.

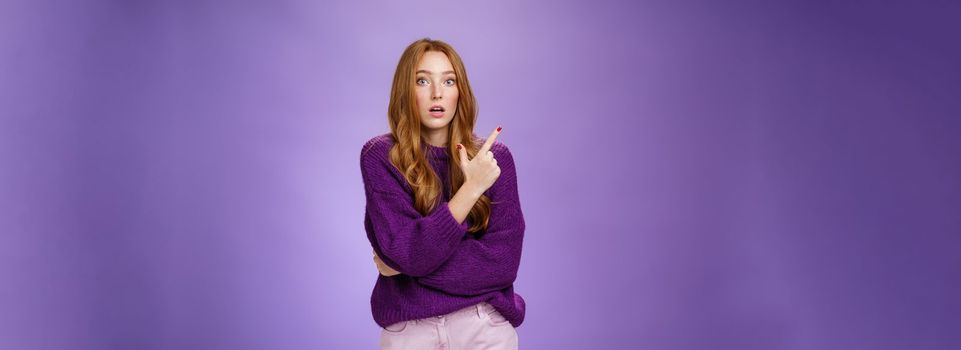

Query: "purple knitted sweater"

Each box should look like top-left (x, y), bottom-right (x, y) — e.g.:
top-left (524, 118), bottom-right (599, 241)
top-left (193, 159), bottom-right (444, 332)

top-left (360, 133), bottom-right (526, 328)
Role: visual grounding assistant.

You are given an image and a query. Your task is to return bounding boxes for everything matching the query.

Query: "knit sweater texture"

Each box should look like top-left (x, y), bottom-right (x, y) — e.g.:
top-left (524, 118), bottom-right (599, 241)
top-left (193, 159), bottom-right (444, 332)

top-left (360, 132), bottom-right (526, 328)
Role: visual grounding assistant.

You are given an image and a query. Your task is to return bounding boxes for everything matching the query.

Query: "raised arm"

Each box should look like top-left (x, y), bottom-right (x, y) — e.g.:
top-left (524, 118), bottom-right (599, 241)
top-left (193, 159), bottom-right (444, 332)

top-left (361, 139), bottom-right (470, 276)
top-left (415, 143), bottom-right (526, 296)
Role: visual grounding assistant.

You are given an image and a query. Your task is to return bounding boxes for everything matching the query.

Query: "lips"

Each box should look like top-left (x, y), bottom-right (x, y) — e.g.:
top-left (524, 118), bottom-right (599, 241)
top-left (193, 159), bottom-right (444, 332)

top-left (428, 104), bottom-right (446, 118)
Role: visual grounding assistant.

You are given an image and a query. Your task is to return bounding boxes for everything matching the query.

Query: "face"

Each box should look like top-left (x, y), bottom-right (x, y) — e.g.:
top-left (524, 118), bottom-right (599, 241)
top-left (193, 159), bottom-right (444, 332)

top-left (415, 51), bottom-right (459, 134)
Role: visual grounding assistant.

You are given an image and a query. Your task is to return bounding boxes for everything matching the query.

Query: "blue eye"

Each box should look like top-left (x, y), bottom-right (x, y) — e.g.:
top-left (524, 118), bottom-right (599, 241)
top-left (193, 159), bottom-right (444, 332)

top-left (416, 77), bottom-right (456, 86)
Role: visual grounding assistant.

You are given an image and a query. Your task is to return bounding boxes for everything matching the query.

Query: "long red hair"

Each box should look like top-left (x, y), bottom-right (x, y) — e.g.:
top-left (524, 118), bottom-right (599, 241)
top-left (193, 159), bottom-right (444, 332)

top-left (386, 37), bottom-right (491, 233)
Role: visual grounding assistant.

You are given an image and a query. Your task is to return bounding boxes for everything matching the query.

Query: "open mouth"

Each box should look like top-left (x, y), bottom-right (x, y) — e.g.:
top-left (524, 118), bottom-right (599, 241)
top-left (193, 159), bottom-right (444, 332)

top-left (429, 106), bottom-right (445, 112)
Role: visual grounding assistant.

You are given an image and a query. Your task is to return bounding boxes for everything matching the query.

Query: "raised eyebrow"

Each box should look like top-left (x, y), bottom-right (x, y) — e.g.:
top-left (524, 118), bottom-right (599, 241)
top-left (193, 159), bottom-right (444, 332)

top-left (416, 70), bottom-right (456, 75)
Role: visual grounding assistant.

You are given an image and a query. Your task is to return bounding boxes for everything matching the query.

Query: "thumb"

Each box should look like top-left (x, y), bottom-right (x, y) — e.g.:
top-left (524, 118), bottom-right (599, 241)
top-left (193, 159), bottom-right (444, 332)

top-left (457, 143), bottom-right (469, 164)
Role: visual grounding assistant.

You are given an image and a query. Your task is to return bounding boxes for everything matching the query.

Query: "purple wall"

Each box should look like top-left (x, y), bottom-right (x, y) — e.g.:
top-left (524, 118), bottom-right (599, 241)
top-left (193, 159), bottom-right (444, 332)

top-left (2, 0), bottom-right (959, 349)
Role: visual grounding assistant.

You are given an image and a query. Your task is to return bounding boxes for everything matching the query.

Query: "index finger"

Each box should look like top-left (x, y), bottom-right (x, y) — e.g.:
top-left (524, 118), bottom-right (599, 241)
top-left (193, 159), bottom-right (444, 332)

top-left (478, 126), bottom-right (502, 154)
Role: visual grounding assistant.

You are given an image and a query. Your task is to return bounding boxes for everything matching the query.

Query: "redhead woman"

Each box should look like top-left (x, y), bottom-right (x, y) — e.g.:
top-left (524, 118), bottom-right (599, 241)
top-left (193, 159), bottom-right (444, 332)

top-left (359, 38), bottom-right (526, 349)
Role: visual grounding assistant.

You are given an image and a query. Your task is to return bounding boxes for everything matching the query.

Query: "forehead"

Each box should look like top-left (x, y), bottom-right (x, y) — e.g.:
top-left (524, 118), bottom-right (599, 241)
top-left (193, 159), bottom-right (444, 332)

top-left (416, 51), bottom-right (454, 72)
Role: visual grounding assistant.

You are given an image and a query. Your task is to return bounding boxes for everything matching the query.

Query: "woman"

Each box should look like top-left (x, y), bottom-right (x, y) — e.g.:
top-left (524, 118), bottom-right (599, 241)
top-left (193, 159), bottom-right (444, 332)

top-left (359, 37), bottom-right (526, 349)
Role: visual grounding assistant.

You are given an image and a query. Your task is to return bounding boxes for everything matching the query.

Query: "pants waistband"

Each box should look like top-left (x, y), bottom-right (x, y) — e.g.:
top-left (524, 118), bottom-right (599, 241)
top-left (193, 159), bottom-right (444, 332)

top-left (414, 302), bottom-right (495, 325)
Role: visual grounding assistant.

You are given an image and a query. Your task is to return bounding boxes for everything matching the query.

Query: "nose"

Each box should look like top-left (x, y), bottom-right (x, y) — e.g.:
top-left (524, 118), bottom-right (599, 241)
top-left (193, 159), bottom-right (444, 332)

top-left (432, 85), bottom-right (442, 100)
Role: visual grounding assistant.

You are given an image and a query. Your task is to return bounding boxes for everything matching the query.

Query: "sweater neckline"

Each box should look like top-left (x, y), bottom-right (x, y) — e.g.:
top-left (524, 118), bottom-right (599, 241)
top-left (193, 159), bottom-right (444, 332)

top-left (424, 142), bottom-right (449, 159)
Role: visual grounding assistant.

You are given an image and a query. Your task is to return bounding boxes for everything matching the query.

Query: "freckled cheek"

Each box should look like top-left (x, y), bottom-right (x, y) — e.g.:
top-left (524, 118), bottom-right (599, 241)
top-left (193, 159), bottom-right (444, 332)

top-left (416, 94), bottom-right (427, 109)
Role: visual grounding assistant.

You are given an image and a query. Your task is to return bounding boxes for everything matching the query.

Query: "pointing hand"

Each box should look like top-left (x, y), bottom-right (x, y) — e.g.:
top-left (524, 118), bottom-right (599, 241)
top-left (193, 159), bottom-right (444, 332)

top-left (457, 126), bottom-right (502, 194)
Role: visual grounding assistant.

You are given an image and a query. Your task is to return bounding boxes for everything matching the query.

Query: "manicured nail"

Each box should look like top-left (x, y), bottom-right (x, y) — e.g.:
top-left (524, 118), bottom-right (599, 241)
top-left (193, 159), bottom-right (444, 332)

top-left (496, 126), bottom-right (502, 132)
top-left (456, 144), bottom-right (462, 149)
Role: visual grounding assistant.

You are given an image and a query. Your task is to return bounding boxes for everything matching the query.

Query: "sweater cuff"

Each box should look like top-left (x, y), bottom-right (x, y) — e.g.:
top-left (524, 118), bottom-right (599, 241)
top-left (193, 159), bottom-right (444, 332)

top-left (437, 200), bottom-right (471, 234)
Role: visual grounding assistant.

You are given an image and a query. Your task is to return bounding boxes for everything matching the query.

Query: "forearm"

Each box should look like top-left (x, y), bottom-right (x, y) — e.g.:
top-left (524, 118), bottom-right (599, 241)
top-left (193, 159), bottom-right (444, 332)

top-left (365, 189), bottom-right (470, 276)
top-left (416, 236), bottom-right (522, 296)
top-left (447, 182), bottom-right (483, 225)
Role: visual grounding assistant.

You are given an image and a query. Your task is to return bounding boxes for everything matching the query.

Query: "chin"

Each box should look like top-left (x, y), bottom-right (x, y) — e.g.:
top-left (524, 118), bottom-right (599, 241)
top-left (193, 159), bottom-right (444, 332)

top-left (422, 119), bottom-right (449, 129)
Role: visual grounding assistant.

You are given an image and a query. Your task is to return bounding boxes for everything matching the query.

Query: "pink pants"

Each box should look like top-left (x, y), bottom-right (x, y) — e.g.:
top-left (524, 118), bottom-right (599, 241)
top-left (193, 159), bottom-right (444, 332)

top-left (379, 301), bottom-right (519, 350)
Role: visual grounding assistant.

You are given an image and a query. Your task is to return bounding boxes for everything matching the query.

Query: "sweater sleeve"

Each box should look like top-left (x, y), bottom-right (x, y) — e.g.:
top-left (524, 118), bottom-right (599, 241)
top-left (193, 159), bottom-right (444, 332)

top-left (415, 143), bottom-right (526, 296)
top-left (361, 139), bottom-right (470, 277)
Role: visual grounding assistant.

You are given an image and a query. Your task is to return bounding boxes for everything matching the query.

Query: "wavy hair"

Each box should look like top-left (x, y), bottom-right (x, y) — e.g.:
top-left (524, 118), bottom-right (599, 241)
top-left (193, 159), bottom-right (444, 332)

top-left (386, 37), bottom-right (491, 234)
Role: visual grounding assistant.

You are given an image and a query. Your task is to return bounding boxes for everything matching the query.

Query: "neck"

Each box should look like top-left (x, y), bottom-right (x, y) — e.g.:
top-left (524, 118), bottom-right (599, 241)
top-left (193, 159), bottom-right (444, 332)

top-left (423, 127), bottom-right (448, 147)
